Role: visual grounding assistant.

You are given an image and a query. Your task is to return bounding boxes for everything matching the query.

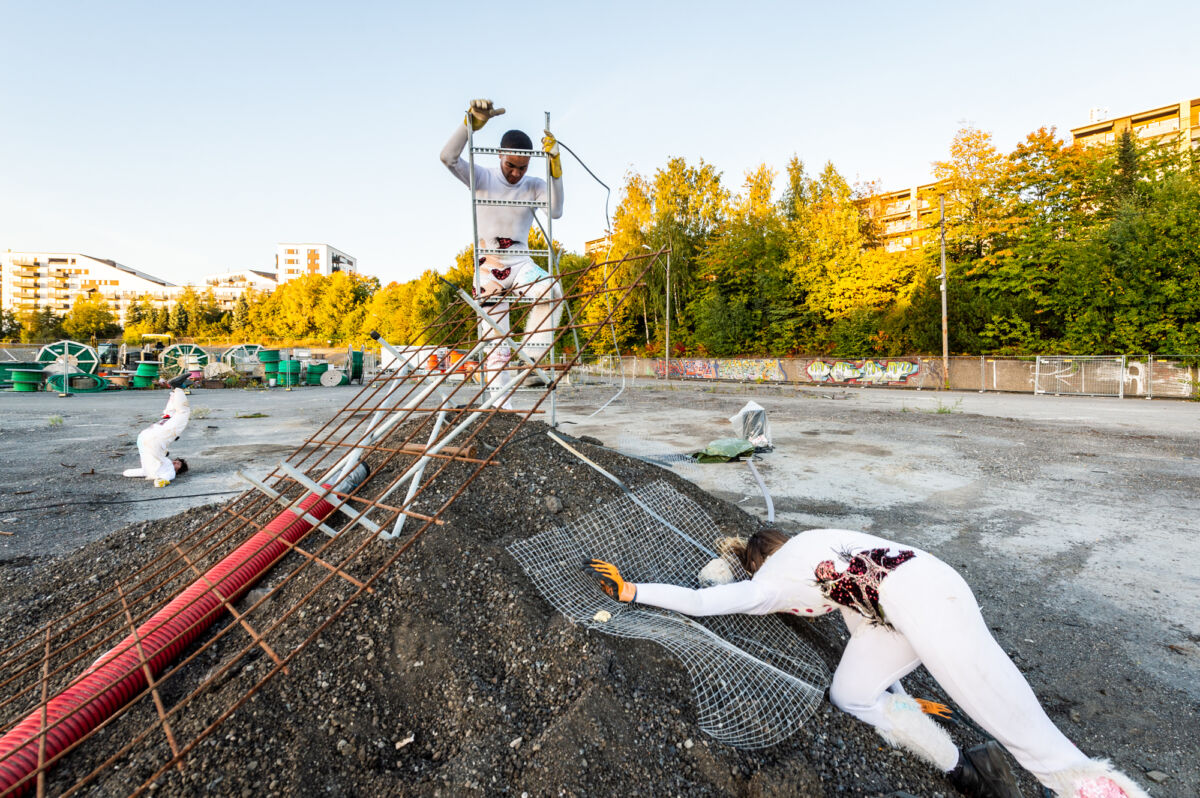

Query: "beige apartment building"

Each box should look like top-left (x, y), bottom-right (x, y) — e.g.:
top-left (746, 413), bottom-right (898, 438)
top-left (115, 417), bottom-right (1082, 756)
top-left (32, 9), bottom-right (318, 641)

top-left (0, 251), bottom-right (177, 324)
top-left (1070, 97), bottom-right (1200, 150)
top-left (856, 182), bottom-right (945, 253)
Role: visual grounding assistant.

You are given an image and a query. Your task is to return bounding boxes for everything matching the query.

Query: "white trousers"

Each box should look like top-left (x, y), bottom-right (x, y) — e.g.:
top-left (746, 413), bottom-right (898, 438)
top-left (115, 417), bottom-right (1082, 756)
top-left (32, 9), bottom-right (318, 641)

top-left (122, 425), bottom-right (176, 481)
top-left (829, 554), bottom-right (1089, 785)
top-left (476, 257), bottom-right (563, 369)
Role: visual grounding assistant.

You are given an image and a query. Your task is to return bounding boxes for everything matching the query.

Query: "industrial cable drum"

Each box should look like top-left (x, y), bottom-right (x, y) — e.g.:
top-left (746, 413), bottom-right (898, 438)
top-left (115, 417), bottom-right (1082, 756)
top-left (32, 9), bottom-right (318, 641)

top-left (305, 361), bottom-right (329, 385)
top-left (133, 361), bottom-right (160, 388)
top-left (160, 343), bottom-right (211, 376)
top-left (37, 340), bottom-right (99, 375)
top-left (221, 343), bottom-right (263, 369)
top-left (278, 359), bottom-right (301, 386)
top-left (9, 369), bottom-right (44, 392)
top-left (0, 361), bottom-right (45, 388)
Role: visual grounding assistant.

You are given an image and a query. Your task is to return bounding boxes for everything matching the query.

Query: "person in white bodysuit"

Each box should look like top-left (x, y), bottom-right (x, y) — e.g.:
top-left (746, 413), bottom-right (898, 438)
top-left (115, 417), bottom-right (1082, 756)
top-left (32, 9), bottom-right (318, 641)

top-left (122, 388), bottom-right (190, 486)
top-left (586, 528), bottom-right (1150, 798)
top-left (439, 99), bottom-right (564, 404)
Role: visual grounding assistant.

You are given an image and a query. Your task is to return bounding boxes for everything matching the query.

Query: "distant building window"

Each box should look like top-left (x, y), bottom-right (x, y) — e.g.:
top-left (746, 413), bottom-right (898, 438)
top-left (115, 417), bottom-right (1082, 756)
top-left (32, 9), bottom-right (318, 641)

top-left (49, 257), bottom-right (67, 263)
top-left (286, 248), bottom-right (297, 254)
top-left (286, 258), bottom-right (297, 264)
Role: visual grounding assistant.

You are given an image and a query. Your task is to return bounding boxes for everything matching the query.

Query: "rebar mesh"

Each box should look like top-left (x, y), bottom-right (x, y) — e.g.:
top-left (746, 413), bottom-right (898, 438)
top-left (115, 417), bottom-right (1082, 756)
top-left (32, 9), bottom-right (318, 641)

top-left (509, 480), bottom-right (829, 749)
top-left (0, 248), bottom-right (666, 797)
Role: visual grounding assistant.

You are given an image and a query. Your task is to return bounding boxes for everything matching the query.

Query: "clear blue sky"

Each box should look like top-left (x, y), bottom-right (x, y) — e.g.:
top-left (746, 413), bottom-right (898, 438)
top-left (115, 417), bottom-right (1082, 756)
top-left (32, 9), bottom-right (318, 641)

top-left (2, 1), bottom-right (1196, 286)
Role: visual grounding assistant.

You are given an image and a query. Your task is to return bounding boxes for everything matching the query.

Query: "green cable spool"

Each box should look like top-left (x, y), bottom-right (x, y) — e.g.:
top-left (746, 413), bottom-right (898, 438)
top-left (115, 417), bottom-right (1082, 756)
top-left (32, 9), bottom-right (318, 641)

top-left (47, 372), bottom-right (110, 393)
top-left (135, 362), bottom-right (160, 377)
top-left (263, 362), bottom-right (279, 374)
top-left (305, 363), bottom-right (329, 385)
top-left (279, 359), bottom-right (301, 374)
top-left (350, 350), bottom-right (364, 378)
top-left (277, 373), bottom-right (300, 386)
top-left (257, 349), bottom-right (281, 363)
top-left (0, 361), bottom-right (45, 383)
top-left (10, 369), bottom-right (43, 392)
top-left (161, 343), bottom-right (211, 375)
top-left (37, 340), bottom-right (99, 375)
top-left (132, 375), bottom-right (157, 388)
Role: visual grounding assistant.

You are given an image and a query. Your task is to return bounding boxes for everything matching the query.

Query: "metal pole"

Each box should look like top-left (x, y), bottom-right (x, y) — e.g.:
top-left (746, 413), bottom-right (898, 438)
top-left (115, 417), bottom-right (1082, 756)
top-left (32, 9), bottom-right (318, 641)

top-left (939, 195), bottom-right (949, 390)
top-left (664, 251), bottom-right (671, 384)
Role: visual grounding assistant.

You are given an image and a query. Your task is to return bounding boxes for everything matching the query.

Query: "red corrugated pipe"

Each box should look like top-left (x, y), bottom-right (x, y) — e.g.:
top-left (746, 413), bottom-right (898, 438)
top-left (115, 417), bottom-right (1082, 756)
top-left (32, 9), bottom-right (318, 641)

top-left (0, 471), bottom-right (363, 796)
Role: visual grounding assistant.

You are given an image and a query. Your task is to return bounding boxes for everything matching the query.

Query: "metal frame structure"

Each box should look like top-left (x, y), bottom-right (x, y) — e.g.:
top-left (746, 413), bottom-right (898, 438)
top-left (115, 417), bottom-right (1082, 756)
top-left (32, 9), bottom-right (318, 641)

top-left (0, 249), bottom-right (665, 797)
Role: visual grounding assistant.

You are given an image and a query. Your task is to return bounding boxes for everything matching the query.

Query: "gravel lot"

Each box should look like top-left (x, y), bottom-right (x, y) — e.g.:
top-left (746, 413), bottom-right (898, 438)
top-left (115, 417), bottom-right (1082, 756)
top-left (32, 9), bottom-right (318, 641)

top-left (0, 381), bottom-right (1195, 797)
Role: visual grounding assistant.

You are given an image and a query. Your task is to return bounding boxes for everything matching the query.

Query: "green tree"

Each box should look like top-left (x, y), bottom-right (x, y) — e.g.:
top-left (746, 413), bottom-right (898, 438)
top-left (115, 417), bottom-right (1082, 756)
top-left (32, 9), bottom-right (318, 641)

top-left (62, 295), bottom-right (122, 341)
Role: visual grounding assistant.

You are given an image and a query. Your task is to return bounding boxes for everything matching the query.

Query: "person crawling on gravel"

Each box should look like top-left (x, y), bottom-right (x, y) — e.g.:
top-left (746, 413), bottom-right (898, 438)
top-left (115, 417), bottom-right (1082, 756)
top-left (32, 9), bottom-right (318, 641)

top-left (122, 387), bottom-right (191, 487)
top-left (584, 528), bottom-right (1150, 798)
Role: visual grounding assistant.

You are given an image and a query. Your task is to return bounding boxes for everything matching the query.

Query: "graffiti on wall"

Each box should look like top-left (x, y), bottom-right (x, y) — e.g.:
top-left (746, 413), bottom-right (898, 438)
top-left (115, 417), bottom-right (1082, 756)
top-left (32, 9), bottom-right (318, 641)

top-left (804, 359), bottom-right (920, 385)
top-left (652, 358), bottom-right (786, 381)
top-left (653, 358), bottom-right (718, 379)
top-left (717, 359), bottom-right (787, 382)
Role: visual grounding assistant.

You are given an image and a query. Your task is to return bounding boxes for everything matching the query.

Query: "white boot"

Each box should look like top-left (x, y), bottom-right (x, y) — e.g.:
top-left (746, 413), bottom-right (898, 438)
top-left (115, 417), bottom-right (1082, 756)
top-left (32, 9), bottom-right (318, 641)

top-left (1041, 760), bottom-right (1151, 798)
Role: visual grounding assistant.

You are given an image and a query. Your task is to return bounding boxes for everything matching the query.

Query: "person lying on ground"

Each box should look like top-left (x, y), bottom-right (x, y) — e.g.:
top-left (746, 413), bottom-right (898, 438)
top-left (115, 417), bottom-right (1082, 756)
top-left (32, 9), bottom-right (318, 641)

top-left (122, 387), bottom-right (191, 487)
top-left (585, 527), bottom-right (1150, 798)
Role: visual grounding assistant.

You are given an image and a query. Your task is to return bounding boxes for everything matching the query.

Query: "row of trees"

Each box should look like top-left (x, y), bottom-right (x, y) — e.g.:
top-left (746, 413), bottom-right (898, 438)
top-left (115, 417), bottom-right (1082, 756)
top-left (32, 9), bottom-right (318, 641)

top-left (11, 127), bottom-right (1198, 355)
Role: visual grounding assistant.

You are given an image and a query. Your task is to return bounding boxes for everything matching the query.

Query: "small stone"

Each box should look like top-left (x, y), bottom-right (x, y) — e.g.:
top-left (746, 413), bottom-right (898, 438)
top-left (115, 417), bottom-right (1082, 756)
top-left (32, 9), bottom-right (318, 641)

top-left (1145, 771), bottom-right (1169, 783)
top-left (1069, 709), bottom-right (1081, 723)
top-left (545, 495), bottom-right (564, 514)
top-left (336, 739), bottom-right (353, 756)
top-left (509, 737), bottom-right (522, 750)
top-left (683, 738), bottom-right (694, 749)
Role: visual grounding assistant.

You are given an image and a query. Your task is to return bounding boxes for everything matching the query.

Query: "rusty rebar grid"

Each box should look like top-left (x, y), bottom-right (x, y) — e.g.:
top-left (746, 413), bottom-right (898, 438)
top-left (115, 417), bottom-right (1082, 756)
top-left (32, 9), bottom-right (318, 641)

top-left (0, 248), bottom-right (668, 797)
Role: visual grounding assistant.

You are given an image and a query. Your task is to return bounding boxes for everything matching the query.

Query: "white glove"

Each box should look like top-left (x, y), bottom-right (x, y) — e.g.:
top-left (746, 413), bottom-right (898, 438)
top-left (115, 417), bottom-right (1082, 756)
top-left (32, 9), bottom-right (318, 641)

top-left (466, 99), bottom-right (505, 131)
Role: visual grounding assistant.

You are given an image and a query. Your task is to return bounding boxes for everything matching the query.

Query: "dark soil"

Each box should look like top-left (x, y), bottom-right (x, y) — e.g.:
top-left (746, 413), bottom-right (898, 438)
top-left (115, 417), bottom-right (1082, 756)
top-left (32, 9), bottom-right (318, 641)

top-left (0, 415), bottom-right (1122, 797)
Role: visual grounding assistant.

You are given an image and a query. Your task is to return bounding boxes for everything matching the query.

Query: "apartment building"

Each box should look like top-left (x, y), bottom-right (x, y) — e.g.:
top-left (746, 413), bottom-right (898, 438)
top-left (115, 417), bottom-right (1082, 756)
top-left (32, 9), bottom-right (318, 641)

top-left (0, 251), bottom-right (176, 324)
top-left (200, 269), bottom-right (278, 311)
top-left (856, 182), bottom-right (945, 253)
top-left (1071, 97), bottom-right (1200, 150)
top-left (275, 243), bottom-right (356, 283)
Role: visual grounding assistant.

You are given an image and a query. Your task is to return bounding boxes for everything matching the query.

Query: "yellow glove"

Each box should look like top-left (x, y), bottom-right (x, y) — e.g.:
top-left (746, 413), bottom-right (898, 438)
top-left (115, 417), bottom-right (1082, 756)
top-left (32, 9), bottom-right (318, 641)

top-left (583, 559), bottom-right (636, 602)
top-left (465, 98), bottom-right (505, 131)
top-left (542, 130), bottom-right (562, 179)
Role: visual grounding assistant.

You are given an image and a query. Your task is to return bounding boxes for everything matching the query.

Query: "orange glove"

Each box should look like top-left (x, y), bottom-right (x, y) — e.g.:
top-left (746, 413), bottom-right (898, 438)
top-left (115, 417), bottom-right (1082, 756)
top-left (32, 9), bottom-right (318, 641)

top-left (583, 559), bottom-right (636, 602)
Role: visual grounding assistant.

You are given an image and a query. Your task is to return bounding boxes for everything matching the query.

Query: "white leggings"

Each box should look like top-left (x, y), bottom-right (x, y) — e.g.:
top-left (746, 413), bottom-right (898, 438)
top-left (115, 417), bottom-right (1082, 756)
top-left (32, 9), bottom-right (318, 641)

top-left (828, 555), bottom-right (1089, 784)
top-left (477, 258), bottom-right (564, 370)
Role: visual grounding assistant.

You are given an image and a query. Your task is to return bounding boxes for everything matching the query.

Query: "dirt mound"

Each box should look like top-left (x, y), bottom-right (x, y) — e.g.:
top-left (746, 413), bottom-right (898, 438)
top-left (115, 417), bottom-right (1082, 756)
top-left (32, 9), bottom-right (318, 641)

top-left (1, 418), bottom-right (999, 797)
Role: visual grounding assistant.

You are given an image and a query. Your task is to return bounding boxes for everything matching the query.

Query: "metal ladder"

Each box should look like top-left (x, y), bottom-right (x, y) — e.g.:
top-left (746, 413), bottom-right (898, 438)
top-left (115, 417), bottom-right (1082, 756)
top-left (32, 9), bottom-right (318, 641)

top-left (465, 111), bottom-right (558, 425)
top-left (466, 111), bottom-right (557, 288)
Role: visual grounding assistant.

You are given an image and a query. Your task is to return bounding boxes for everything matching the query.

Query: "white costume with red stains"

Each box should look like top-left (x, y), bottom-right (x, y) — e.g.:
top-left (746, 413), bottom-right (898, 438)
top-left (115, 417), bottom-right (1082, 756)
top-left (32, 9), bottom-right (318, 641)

top-left (122, 389), bottom-right (190, 482)
top-left (439, 123), bottom-right (564, 383)
top-left (633, 529), bottom-right (1148, 798)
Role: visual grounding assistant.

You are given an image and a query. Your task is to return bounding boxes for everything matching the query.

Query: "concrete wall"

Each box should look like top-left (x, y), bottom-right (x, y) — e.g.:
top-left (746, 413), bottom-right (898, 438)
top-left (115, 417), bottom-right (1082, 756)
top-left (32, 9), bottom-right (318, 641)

top-left (624, 355), bottom-right (1199, 400)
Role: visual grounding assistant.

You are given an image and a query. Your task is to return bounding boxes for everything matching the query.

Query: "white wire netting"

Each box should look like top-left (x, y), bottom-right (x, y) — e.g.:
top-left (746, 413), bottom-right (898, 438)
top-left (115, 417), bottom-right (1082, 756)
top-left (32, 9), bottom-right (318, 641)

top-left (509, 480), bottom-right (829, 749)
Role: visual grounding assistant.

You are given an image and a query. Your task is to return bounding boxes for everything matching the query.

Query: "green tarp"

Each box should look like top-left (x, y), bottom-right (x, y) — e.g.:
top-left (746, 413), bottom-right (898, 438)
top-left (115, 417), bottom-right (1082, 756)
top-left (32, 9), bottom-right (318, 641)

top-left (691, 438), bottom-right (755, 463)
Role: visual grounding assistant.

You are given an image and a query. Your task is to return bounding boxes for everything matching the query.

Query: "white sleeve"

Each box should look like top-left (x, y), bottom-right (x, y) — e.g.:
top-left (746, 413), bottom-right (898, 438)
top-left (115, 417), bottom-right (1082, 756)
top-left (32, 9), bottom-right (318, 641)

top-left (439, 123), bottom-right (483, 188)
top-left (634, 580), bottom-right (779, 617)
top-left (548, 175), bottom-right (563, 219)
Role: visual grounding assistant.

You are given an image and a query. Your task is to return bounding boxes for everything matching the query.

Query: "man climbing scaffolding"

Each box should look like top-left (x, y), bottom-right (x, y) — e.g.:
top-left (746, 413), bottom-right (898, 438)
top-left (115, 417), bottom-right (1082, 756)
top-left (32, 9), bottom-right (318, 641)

top-left (439, 98), bottom-right (564, 405)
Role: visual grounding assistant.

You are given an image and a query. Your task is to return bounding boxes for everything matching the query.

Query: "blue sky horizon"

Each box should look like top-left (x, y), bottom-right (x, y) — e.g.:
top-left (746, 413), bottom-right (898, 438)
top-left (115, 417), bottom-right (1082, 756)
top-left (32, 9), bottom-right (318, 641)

top-left (2, 1), bottom-right (1197, 287)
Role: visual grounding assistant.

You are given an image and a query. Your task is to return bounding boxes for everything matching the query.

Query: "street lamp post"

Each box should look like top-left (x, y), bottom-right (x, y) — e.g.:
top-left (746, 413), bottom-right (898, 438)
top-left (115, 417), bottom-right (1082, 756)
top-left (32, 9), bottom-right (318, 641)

top-left (939, 195), bottom-right (949, 390)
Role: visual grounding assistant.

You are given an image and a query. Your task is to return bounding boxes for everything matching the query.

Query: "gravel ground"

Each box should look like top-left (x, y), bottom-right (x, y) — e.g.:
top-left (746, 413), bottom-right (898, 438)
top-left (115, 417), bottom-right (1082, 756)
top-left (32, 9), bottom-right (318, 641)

top-left (1, 383), bottom-right (1194, 797)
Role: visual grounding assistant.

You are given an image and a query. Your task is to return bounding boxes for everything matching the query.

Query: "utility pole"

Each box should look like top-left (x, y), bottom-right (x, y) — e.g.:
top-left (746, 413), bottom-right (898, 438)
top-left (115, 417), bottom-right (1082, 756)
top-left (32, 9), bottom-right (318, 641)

top-left (664, 251), bottom-right (671, 384)
top-left (939, 195), bottom-right (950, 390)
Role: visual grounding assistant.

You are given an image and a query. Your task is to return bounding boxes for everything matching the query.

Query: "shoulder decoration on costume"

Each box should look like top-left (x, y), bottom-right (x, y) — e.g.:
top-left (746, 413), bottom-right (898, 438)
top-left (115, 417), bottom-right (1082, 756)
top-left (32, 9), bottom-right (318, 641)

top-left (814, 547), bottom-right (916, 627)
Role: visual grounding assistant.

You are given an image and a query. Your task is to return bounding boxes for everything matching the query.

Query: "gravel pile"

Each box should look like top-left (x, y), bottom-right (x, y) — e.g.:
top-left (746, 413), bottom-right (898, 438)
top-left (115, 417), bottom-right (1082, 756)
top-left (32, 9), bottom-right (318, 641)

top-left (0, 414), bottom-right (1139, 797)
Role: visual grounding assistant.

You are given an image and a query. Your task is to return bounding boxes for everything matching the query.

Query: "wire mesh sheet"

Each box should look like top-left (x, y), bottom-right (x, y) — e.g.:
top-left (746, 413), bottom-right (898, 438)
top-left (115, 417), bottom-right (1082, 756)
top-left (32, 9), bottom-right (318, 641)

top-left (614, 434), bottom-right (702, 481)
top-left (509, 480), bottom-right (828, 749)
